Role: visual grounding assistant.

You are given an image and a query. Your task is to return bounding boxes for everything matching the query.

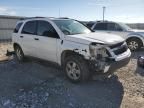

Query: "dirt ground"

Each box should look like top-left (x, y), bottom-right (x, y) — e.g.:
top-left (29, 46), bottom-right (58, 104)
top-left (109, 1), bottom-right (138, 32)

top-left (0, 43), bottom-right (144, 108)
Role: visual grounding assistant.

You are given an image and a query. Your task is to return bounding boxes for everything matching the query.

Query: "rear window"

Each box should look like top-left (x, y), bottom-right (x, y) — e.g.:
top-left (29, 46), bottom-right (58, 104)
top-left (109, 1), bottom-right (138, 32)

top-left (13, 22), bottom-right (23, 33)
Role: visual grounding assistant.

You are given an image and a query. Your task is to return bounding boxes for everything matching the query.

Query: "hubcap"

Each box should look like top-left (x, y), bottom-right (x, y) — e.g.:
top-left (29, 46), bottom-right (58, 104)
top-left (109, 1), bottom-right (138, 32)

top-left (128, 41), bottom-right (139, 50)
top-left (66, 61), bottom-right (81, 80)
top-left (16, 48), bottom-right (22, 60)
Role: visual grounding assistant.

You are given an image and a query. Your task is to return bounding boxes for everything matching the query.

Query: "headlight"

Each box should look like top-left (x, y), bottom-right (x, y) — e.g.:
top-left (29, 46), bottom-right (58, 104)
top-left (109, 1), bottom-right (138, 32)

top-left (89, 43), bottom-right (106, 57)
top-left (89, 44), bottom-right (97, 57)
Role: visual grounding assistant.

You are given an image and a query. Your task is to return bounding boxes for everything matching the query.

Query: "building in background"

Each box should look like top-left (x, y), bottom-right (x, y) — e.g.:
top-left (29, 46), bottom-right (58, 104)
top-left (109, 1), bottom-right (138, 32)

top-left (0, 15), bottom-right (144, 41)
top-left (0, 15), bottom-right (24, 41)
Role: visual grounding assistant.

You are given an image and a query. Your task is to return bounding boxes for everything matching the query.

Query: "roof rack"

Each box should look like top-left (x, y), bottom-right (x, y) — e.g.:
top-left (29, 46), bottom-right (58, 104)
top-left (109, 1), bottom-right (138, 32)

top-left (20, 16), bottom-right (71, 21)
top-left (96, 20), bottom-right (109, 22)
top-left (20, 16), bottom-right (48, 20)
top-left (58, 17), bottom-right (70, 19)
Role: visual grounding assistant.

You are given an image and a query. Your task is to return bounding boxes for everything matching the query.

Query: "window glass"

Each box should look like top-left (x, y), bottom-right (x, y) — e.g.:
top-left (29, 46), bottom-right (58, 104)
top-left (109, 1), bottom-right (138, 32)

top-left (115, 24), bottom-right (123, 31)
top-left (14, 22), bottom-right (23, 33)
top-left (37, 21), bottom-right (59, 38)
top-left (107, 23), bottom-right (123, 31)
top-left (107, 23), bottom-right (116, 31)
top-left (94, 23), bottom-right (107, 30)
top-left (21, 21), bottom-right (36, 35)
top-left (53, 19), bottom-right (91, 35)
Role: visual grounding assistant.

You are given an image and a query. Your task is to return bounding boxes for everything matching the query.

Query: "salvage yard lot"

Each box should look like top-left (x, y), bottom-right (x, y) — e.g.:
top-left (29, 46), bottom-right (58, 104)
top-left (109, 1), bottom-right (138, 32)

top-left (0, 43), bottom-right (144, 108)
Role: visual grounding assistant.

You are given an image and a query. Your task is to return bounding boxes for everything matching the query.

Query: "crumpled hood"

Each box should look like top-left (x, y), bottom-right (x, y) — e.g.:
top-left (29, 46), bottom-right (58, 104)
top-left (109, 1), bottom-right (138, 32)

top-left (65, 32), bottom-right (124, 45)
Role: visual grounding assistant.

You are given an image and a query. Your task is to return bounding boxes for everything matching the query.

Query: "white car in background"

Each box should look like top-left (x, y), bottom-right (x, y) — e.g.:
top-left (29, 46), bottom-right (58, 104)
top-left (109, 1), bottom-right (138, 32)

top-left (90, 21), bottom-right (144, 51)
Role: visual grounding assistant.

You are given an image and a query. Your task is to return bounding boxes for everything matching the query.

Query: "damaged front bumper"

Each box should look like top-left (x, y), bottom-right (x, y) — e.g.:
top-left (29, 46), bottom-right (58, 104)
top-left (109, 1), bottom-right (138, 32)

top-left (89, 49), bottom-right (131, 75)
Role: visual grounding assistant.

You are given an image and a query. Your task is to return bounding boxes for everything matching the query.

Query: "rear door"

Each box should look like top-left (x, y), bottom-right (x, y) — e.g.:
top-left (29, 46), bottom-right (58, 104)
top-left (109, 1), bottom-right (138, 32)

top-left (20, 20), bottom-right (37, 56)
top-left (34, 20), bottom-right (60, 63)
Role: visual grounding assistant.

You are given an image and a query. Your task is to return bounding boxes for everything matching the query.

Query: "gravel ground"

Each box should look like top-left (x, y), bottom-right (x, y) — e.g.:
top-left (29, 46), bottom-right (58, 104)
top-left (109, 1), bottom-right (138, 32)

top-left (0, 43), bottom-right (144, 108)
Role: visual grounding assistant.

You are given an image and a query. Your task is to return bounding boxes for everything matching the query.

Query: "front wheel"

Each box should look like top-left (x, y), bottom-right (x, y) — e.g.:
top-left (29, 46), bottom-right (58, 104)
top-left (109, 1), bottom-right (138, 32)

top-left (63, 55), bottom-right (90, 83)
top-left (14, 46), bottom-right (25, 62)
top-left (127, 38), bottom-right (142, 51)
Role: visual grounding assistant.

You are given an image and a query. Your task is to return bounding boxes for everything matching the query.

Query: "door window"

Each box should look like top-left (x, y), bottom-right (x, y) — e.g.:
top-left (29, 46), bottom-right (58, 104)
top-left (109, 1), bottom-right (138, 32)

top-left (107, 23), bottom-right (116, 31)
top-left (21, 21), bottom-right (36, 35)
top-left (37, 21), bottom-right (59, 38)
top-left (94, 23), bottom-right (108, 30)
top-left (107, 23), bottom-right (123, 31)
top-left (14, 22), bottom-right (23, 33)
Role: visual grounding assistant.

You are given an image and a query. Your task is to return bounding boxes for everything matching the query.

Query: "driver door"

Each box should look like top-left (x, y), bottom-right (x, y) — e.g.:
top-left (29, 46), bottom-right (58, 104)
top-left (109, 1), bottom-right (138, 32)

top-left (34, 20), bottom-right (60, 63)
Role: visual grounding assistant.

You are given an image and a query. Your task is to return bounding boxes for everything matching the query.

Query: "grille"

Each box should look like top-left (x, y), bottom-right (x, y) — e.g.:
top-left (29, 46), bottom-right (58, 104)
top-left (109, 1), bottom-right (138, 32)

top-left (113, 45), bottom-right (128, 55)
top-left (109, 42), bottom-right (124, 49)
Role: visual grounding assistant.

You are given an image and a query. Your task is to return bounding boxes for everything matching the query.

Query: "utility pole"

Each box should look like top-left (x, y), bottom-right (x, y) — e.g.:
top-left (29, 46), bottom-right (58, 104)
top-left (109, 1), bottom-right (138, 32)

top-left (103, 6), bottom-right (106, 21)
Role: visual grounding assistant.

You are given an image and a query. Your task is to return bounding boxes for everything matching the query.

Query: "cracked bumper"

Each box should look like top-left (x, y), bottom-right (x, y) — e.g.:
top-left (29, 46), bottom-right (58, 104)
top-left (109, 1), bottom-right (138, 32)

top-left (106, 55), bottom-right (131, 73)
top-left (89, 49), bottom-right (131, 75)
top-left (106, 49), bottom-right (131, 73)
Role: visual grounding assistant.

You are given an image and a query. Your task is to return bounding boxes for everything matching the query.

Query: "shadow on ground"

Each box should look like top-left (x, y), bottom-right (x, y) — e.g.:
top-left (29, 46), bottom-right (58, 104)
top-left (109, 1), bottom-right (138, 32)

top-left (0, 58), bottom-right (124, 108)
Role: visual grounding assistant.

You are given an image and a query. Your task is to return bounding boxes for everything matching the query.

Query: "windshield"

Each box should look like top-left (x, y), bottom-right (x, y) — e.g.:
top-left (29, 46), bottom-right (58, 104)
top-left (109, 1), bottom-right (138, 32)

top-left (53, 19), bottom-right (91, 35)
top-left (119, 23), bottom-right (132, 31)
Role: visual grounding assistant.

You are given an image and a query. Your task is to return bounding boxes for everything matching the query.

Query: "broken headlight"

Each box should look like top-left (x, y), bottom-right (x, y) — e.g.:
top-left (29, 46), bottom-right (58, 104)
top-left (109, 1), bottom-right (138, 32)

top-left (89, 43), bottom-right (107, 58)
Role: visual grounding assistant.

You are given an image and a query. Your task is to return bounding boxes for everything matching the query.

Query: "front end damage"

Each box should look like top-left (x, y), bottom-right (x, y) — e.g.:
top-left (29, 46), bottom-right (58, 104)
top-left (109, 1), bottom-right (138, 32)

top-left (88, 42), bottom-right (131, 75)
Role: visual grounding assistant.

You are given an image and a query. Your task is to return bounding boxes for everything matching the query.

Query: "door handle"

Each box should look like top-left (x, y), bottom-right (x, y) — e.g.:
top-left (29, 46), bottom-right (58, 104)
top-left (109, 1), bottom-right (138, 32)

top-left (34, 38), bottom-right (39, 40)
top-left (20, 36), bottom-right (24, 38)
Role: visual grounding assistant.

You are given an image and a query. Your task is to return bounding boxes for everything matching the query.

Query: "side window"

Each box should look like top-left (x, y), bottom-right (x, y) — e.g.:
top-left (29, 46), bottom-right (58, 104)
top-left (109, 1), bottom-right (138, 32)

top-left (37, 21), bottom-right (59, 38)
top-left (115, 24), bottom-right (123, 31)
top-left (108, 23), bottom-right (123, 31)
top-left (94, 23), bottom-right (107, 30)
top-left (14, 22), bottom-right (23, 33)
top-left (21, 21), bottom-right (36, 35)
top-left (107, 23), bottom-right (116, 31)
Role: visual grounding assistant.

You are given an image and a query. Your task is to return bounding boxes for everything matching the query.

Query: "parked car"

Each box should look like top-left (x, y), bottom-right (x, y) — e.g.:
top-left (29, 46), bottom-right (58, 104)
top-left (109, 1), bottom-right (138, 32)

top-left (12, 17), bottom-right (131, 83)
top-left (90, 21), bottom-right (144, 51)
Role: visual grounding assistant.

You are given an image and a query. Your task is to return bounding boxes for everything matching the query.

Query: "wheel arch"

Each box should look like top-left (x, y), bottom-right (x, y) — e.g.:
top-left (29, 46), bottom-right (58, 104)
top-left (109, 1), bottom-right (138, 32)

top-left (126, 36), bottom-right (143, 47)
top-left (13, 43), bottom-right (21, 50)
top-left (61, 50), bottom-right (85, 66)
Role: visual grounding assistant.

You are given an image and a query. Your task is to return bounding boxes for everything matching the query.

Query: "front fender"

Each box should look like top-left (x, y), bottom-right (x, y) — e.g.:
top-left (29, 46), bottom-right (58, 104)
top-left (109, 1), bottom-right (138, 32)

top-left (61, 40), bottom-right (91, 59)
top-left (126, 34), bottom-right (144, 45)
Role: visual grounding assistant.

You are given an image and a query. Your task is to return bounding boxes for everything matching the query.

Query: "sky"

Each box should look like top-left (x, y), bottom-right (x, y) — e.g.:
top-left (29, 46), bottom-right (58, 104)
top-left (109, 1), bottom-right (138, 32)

top-left (0, 0), bottom-right (144, 23)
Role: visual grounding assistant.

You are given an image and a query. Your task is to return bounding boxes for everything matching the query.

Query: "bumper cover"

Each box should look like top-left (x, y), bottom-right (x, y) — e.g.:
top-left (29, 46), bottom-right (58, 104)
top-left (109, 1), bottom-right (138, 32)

top-left (107, 55), bottom-right (131, 74)
top-left (89, 49), bottom-right (131, 75)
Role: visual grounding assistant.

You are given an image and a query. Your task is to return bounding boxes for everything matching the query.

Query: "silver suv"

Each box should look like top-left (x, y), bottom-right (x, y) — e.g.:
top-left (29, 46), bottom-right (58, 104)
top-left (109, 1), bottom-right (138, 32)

top-left (90, 21), bottom-right (144, 51)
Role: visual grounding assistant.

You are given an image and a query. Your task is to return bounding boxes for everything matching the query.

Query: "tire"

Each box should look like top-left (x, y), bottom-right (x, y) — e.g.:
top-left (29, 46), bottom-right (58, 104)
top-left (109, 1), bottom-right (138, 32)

top-left (63, 55), bottom-right (90, 83)
top-left (14, 45), bottom-right (25, 62)
top-left (127, 38), bottom-right (143, 51)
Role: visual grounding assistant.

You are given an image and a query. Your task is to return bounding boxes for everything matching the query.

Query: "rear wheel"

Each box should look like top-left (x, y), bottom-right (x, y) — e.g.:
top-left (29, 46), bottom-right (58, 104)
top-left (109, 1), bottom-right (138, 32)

top-left (14, 45), bottom-right (25, 62)
top-left (127, 38), bottom-right (143, 51)
top-left (63, 55), bottom-right (90, 83)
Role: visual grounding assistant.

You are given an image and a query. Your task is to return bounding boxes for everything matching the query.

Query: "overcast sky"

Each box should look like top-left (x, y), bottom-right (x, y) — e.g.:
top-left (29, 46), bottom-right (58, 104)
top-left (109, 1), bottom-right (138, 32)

top-left (0, 0), bottom-right (144, 23)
